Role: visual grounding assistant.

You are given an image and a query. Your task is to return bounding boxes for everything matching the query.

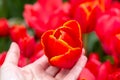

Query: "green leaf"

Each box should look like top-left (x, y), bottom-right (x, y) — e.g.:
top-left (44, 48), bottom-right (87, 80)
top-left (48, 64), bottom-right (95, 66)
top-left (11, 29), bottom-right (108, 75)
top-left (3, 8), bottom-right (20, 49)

top-left (83, 32), bottom-right (106, 61)
top-left (103, 55), bottom-right (114, 64)
top-left (0, 0), bottom-right (36, 18)
top-left (0, 37), bottom-right (11, 53)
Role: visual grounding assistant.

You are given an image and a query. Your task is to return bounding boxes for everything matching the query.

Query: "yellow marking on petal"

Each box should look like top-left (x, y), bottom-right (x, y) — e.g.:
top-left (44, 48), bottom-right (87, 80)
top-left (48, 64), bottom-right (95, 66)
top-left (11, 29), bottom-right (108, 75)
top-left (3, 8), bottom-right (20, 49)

top-left (50, 47), bottom-right (81, 62)
top-left (116, 34), bottom-right (120, 40)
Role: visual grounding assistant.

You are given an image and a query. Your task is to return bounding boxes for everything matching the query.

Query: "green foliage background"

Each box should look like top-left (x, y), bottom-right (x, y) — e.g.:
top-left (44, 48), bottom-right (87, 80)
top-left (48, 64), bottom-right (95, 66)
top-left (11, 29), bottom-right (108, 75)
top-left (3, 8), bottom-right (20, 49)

top-left (0, 0), bottom-right (36, 52)
top-left (0, 0), bottom-right (36, 18)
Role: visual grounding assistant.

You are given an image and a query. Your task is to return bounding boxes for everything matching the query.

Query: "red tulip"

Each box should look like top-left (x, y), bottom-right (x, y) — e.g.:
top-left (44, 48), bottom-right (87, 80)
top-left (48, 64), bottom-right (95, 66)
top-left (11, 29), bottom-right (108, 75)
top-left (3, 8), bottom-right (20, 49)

top-left (30, 42), bottom-right (44, 63)
top-left (0, 52), bottom-right (7, 66)
top-left (0, 52), bottom-right (28, 67)
top-left (23, 0), bottom-right (70, 37)
top-left (30, 50), bottom-right (44, 63)
top-left (41, 20), bottom-right (83, 68)
top-left (72, 0), bottom-right (105, 33)
top-left (113, 34), bottom-right (120, 55)
top-left (10, 25), bottom-right (36, 58)
top-left (97, 61), bottom-right (112, 80)
top-left (85, 53), bottom-right (113, 80)
top-left (78, 68), bottom-right (95, 80)
top-left (0, 18), bottom-right (9, 37)
top-left (18, 36), bottom-right (36, 58)
top-left (69, 0), bottom-right (96, 6)
top-left (18, 55), bottom-right (27, 67)
top-left (86, 55), bottom-right (101, 76)
top-left (111, 34), bottom-right (120, 65)
top-left (109, 69), bottom-right (120, 80)
top-left (111, 1), bottom-right (120, 9)
top-left (69, 0), bottom-right (112, 33)
top-left (10, 25), bottom-right (28, 42)
top-left (89, 53), bottom-right (100, 61)
top-left (95, 7), bottom-right (120, 55)
top-left (69, 0), bottom-right (111, 9)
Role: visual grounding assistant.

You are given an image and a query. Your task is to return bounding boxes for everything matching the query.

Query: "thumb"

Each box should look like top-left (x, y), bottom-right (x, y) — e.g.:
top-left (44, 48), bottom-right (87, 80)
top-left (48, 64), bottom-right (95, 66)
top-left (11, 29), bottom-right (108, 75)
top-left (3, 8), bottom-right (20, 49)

top-left (3, 42), bottom-right (20, 65)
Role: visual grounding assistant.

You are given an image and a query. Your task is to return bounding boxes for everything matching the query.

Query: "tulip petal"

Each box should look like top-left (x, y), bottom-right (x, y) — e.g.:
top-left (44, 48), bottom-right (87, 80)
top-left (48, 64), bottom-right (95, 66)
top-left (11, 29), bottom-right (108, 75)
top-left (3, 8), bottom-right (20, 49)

top-left (63, 20), bottom-right (81, 39)
top-left (42, 30), bottom-right (69, 59)
top-left (50, 48), bottom-right (82, 68)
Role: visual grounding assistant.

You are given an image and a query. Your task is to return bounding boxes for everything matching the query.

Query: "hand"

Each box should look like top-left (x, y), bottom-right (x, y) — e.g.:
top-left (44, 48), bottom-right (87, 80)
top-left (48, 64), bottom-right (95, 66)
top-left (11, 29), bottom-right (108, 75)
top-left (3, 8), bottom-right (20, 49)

top-left (0, 42), bottom-right (87, 80)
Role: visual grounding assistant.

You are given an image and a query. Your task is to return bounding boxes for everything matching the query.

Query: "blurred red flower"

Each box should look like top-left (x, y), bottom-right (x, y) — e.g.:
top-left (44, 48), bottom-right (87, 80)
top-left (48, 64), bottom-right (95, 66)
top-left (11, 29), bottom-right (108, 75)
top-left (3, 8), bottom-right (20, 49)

top-left (30, 42), bottom-right (44, 63)
top-left (95, 6), bottom-right (120, 59)
top-left (70, 0), bottom-right (107, 33)
top-left (18, 55), bottom-right (28, 67)
top-left (30, 49), bottom-right (44, 63)
top-left (23, 0), bottom-right (70, 37)
top-left (69, 0), bottom-right (96, 6)
top-left (18, 36), bottom-right (36, 58)
top-left (80, 53), bottom-right (113, 80)
top-left (0, 18), bottom-right (9, 37)
top-left (113, 34), bottom-right (120, 55)
top-left (0, 52), bottom-right (6, 66)
top-left (41, 20), bottom-right (83, 68)
top-left (10, 25), bottom-right (28, 42)
top-left (97, 61), bottom-right (112, 80)
top-left (109, 69), bottom-right (120, 80)
top-left (0, 52), bottom-right (27, 67)
top-left (78, 68), bottom-right (95, 80)
top-left (85, 53), bottom-right (101, 77)
top-left (10, 25), bottom-right (36, 58)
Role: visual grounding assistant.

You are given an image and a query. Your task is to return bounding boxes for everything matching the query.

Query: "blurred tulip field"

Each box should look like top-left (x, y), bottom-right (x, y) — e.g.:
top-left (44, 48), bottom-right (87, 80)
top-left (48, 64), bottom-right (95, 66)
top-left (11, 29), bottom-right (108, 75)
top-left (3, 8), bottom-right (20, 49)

top-left (0, 0), bottom-right (120, 80)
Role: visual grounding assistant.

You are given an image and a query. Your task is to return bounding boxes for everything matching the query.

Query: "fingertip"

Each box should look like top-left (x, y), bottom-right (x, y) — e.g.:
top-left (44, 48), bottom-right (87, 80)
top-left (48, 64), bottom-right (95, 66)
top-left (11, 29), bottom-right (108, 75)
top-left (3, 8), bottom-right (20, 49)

top-left (82, 48), bottom-right (86, 55)
top-left (65, 55), bottom-right (87, 80)
top-left (77, 55), bottom-right (87, 69)
top-left (80, 55), bottom-right (87, 63)
top-left (3, 42), bottom-right (20, 65)
top-left (8, 42), bottom-right (20, 58)
top-left (32, 55), bottom-right (49, 69)
top-left (10, 42), bottom-right (20, 53)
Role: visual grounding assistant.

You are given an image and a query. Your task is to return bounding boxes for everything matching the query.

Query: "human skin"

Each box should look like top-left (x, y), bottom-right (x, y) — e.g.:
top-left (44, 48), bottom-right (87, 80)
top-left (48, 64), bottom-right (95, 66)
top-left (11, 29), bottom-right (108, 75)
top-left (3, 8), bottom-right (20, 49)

top-left (0, 42), bottom-right (87, 80)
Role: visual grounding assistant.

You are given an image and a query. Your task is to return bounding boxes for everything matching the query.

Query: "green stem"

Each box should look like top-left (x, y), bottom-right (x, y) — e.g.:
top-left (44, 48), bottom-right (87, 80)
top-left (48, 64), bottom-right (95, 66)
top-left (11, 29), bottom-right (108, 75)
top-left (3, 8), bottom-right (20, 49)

top-left (83, 34), bottom-right (88, 55)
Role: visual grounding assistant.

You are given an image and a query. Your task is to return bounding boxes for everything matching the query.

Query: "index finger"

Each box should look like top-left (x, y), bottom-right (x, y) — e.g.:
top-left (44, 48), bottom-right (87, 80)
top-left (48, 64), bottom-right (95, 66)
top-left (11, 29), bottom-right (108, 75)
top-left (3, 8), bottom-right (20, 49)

top-left (32, 54), bottom-right (49, 70)
top-left (3, 42), bottom-right (20, 66)
top-left (64, 55), bottom-right (87, 80)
